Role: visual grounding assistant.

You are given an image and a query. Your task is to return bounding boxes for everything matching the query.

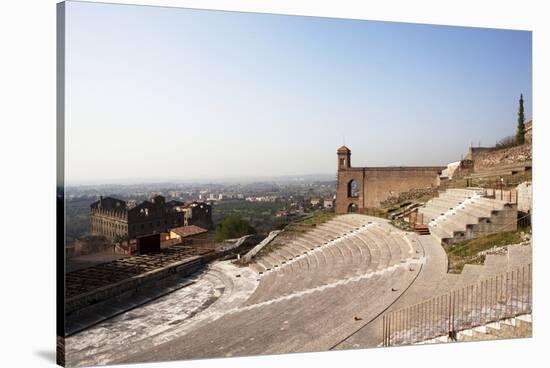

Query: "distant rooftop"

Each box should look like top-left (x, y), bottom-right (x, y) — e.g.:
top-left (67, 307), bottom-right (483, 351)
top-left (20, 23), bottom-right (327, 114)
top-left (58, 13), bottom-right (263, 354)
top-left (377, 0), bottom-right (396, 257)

top-left (171, 225), bottom-right (208, 238)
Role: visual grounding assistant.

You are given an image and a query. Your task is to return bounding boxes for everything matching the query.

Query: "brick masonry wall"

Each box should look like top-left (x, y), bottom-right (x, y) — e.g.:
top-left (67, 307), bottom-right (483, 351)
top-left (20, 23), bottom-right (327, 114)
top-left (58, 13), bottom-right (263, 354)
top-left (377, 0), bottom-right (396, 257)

top-left (336, 168), bottom-right (365, 214)
top-left (336, 167), bottom-right (443, 213)
top-left (363, 168), bottom-right (442, 208)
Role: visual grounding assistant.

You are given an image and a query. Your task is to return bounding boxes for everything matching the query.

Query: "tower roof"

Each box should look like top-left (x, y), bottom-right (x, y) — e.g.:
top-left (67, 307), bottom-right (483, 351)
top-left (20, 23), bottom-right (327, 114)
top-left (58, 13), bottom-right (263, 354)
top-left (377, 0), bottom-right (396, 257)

top-left (337, 145), bottom-right (351, 153)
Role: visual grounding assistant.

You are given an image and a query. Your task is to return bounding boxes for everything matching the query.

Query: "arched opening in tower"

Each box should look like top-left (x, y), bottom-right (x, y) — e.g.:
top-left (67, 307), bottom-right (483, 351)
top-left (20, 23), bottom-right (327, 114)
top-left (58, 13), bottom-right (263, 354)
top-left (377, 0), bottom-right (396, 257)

top-left (347, 180), bottom-right (359, 198)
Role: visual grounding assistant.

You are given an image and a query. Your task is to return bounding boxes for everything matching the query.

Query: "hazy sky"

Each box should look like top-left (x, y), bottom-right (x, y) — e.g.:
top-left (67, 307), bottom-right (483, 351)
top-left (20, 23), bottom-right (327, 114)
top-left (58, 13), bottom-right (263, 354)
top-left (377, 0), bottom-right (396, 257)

top-left (64, 1), bottom-right (532, 185)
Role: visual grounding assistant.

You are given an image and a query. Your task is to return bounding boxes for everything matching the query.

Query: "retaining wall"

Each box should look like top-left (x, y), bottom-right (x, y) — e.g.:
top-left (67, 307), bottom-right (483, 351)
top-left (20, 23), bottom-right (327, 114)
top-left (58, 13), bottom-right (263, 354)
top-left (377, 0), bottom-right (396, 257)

top-left (470, 144), bottom-right (531, 172)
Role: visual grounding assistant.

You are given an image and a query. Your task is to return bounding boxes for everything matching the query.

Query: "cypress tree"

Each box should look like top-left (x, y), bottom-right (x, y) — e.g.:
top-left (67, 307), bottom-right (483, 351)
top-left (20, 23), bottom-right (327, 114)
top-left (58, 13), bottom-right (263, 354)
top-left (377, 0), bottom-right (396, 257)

top-left (516, 94), bottom-right (525, 145)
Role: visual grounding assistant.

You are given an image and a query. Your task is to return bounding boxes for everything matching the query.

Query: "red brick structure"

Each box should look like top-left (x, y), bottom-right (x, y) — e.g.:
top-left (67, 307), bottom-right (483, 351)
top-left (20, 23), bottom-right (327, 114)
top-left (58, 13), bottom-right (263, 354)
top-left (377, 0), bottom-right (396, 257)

top-left (335, 146), bottom-right (444, 213)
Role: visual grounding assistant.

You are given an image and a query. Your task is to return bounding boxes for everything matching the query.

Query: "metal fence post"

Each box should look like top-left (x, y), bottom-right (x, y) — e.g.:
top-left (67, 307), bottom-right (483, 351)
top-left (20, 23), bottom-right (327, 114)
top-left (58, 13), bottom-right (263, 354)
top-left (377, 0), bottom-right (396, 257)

top-left (506, 271), bottom-right (510, 318)
top-left (528, 264), bottom-right (532, 310)
top-left (381, 265), bottom-right (531, 346)
top-left (475, 282), bottom-right (479, 326)
top-left (450, 291), bottom-right (454, 338)
top-left (489, 277), bottom-right (496, 321)
top-left (389, 313), bottom-right (392, 346)
top-left (382, 316), bottom-right (387, 346)
top-left (511, 270), bottom-right (515, 316)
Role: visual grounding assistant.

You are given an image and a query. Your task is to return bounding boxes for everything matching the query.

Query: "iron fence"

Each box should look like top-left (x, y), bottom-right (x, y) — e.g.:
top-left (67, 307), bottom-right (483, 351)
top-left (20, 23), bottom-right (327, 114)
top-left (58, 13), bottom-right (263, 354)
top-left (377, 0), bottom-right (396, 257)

top-left (382, 264), bottom-right (531, 346)
top-left (484, 187), bottom-right (518, 204)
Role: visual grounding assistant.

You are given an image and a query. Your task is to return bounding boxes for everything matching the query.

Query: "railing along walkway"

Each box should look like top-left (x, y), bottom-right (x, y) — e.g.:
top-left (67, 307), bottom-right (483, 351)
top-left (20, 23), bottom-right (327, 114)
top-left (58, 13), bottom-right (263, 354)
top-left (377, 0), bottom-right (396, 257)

top-left (382, 264), bottom-right (531, 346)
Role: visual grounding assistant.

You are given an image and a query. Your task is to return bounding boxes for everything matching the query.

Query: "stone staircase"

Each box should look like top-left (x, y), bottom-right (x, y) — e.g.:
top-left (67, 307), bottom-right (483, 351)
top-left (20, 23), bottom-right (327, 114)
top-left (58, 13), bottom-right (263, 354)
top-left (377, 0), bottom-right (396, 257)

top-left (412, 224), bottom-right (430, 236)
top-left (418, 188), bottom-right (517, 246)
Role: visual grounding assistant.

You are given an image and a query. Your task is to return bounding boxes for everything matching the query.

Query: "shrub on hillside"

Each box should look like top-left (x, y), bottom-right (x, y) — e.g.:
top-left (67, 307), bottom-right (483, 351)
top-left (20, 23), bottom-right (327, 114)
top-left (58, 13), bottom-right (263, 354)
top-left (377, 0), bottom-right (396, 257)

top-left (215, 216), bottom-right (256, 241)
top-left (495, 135), bottom-right (517, 149)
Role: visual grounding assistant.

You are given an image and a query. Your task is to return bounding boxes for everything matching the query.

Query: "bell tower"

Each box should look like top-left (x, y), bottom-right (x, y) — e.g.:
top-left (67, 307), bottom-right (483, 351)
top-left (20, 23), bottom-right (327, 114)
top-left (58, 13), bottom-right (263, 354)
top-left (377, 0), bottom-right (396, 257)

top-left (337, 145), bottom-right (351, 171)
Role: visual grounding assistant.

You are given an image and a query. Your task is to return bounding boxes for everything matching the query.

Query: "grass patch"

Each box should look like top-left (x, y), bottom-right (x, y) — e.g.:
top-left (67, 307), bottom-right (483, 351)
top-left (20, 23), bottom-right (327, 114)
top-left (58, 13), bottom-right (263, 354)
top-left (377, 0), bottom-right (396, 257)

top-left (256, 242), bottom-right (278, 258)
top-left (391, 217), bottom-right (413, 232)
top-left (414, 192), bottom-right (440, 204)
top-left (299, 212), bottom-right (337, 226)
top-left (253, 212), bottom-right (336, 259)
top-left (361, 207), bottom-right (388, 219)
top-left (447, 229), bottom-right (528, 273)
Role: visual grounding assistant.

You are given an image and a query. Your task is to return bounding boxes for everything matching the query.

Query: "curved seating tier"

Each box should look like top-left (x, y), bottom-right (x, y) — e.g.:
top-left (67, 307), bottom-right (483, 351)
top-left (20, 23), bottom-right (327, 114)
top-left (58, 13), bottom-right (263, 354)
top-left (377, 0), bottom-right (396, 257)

top-left (246, 214), bottom-right (416, 305)
top-left (135, 264), bottom-right (421, 361)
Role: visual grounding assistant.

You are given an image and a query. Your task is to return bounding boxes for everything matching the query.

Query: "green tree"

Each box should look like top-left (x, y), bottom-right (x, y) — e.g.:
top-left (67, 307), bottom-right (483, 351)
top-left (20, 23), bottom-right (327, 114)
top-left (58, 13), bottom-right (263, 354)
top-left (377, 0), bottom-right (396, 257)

top-left (215, 216), bottom-right (256, 241)
top-left (516, 94), bottom-right (526, 145)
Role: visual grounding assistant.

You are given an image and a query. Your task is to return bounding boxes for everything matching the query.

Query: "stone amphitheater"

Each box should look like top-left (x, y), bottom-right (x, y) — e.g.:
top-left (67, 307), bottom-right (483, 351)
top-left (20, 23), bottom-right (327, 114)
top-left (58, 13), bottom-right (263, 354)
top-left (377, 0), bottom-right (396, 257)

top-left (65, 189), bottom-right (532, 367)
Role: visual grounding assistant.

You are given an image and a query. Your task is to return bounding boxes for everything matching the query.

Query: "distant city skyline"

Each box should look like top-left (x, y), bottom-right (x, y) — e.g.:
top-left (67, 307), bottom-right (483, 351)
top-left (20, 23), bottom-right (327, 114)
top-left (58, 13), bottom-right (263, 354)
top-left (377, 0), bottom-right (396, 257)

top-left (65, 1), bottom-right (532, 185)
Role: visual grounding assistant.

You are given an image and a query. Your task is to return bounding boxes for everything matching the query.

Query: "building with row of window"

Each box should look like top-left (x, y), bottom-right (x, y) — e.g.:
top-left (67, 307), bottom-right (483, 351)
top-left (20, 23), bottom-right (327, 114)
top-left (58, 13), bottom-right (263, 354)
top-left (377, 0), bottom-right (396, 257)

top-left (90, 195), bottom-right (212, 241)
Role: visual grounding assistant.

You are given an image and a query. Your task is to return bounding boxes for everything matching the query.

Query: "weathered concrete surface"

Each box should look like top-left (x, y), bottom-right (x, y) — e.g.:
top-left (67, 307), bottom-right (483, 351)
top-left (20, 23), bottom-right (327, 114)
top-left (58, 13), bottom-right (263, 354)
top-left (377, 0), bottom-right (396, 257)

top-left (116, 263), bottom-right (421, 364)
top-left (111, 215), bottom-right (426, 364)
top-left (66, 275), bottom-right (196, 336)
top-left (65, 261), bottom-right (258, 367)
top-left (66, 238), bottom-right (255, 316)
top-left (333, 233), bottom-right (448, 349)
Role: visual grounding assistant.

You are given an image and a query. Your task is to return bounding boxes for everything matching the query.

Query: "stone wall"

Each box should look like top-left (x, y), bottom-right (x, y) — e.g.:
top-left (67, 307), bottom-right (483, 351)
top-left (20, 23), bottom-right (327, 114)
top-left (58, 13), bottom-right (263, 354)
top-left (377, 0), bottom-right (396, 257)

top-left (516, 181), bottom-right (532, 213)
top-left (379, 187), bottom-right (439, 208)
top-left (470, 144), bottom-right (532, 172)
top-left (525, 120), bottom-right (532, 143)
top-left (464, 147), bottom-right (494, 161)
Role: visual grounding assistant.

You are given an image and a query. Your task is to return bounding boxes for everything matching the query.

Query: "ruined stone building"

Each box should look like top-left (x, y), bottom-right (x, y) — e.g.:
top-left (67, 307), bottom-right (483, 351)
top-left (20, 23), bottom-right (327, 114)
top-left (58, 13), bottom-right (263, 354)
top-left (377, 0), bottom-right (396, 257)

top-left (90, 195), bottom-right (212, 241)
top-left (335, 146), bottom-right (444, 213)
top-left (172, 201), bottom-right (214, 230)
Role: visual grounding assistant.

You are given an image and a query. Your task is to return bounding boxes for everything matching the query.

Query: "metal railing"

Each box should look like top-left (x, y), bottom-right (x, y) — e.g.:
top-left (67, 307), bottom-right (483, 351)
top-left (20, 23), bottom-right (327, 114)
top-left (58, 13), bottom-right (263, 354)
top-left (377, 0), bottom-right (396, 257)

top-left (484, 187), bottom-right (518, 204)
top-left (382, 264), bottom-right (531, 346)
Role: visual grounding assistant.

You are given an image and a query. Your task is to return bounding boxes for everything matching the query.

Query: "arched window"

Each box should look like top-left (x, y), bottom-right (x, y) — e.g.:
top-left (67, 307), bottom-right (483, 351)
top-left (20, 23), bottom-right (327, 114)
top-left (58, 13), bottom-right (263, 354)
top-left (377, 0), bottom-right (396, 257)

top-left (347, 179), bottom-right (359, 198)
